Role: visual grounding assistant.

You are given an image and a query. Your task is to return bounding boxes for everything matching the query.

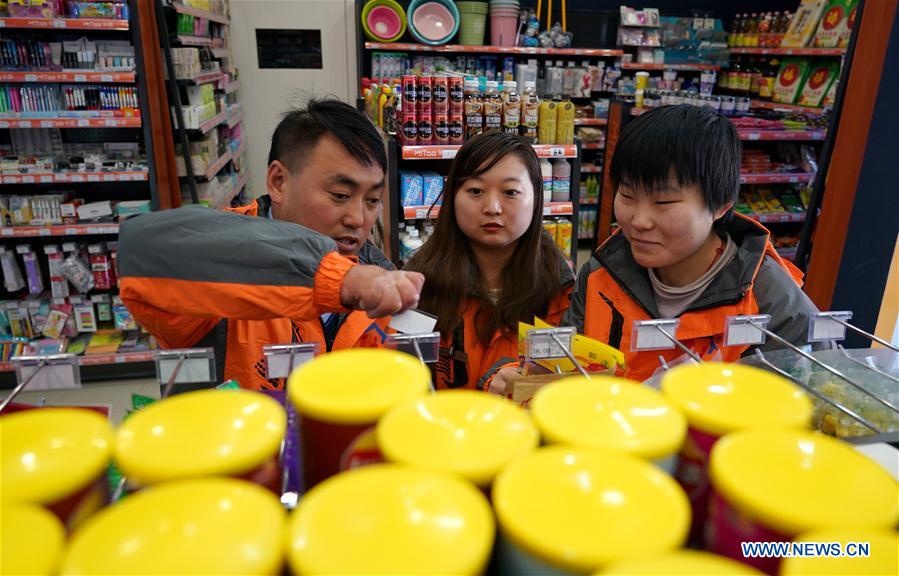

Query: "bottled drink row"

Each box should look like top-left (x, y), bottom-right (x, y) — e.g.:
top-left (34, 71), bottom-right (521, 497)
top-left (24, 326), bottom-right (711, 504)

top-left (727, 12), bottom-right (794, 48)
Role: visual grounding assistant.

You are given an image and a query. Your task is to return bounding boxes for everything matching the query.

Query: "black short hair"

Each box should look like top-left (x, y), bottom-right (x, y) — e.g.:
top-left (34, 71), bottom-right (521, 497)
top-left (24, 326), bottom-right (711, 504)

top-left (267, 98), bottom-right (386, 173)
top-left (611, 104), bottom-right (741, 218)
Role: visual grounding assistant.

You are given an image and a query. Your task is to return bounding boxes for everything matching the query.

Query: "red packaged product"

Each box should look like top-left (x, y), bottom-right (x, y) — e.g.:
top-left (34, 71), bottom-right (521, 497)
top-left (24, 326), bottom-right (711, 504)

top-left (433, 76), bottom-right (449, 113)
top-left (402, 75), bottom-right (417, 112)
top-left (401, 112), bottom-right (418, 144)
top-left (88, 245), bottom-right (116, 291)
top-left (417, 113), bottom-right (433, 145)
top-left (449, 76), bottom-right (464, 114)
top-left (434, 113), bottom-right (449, 143)
top-left (417, 75), bottom-right (432, 114)
top-left (449, 113), bottom-right (464, 143)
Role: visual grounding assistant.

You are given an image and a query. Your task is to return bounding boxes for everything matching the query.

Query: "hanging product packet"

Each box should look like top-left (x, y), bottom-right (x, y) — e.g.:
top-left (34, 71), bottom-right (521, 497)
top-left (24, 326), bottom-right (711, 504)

top-left (60, 252), bottom-right (95, 294)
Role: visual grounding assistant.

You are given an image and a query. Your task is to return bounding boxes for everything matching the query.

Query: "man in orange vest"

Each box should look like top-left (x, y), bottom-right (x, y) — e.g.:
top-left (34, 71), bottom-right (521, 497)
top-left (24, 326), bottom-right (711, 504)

top-left (119, 99), bottom-right (423, 390)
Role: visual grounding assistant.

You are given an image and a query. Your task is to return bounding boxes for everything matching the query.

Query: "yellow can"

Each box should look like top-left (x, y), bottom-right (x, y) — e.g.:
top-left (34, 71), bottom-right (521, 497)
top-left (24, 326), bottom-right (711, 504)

top-left (781, 528), bottom-right (899, 576)
top-left (1, 408), bottom-right (113, 529)
top-left (288, 349), bottom-right (431, 489)
top-left (531, 376), bottom-right (686, 472)
top-left (600, 550), bottom-right (763, 575)
top-left (557, 219), bottom-right (573, 255)
top-left (115, 389), bottom-right (286, 492)
top-left (1, 503), bottom-right (66, 575)
top-left (708, 429), bottom-right (899, 575)
top-left (286, 464), bottom-right (494, 575)
top-left (542, 220), bottom-right (558, 245)
top-left (661, 362), bottom-right (812, 544)
top-left (377, 390), bottom-right (539, 488)
top-left (492, 446), bottom-right (690, 574)
top-left (61, 477), bottom-right (284, 575)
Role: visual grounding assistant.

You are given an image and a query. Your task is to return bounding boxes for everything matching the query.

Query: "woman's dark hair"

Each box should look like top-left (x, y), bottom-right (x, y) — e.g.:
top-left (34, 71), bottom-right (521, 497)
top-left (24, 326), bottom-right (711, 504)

top-left (406, 131), bottom-right (564, 345)
top-left (611, 104), bottom-right (741, 222)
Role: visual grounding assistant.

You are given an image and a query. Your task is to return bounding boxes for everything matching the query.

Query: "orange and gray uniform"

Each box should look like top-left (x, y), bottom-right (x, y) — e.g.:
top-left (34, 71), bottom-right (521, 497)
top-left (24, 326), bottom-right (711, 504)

top-left (563, 214), bottom-right (820, 382)
top-left (118, 197), bottom-right (392, 391)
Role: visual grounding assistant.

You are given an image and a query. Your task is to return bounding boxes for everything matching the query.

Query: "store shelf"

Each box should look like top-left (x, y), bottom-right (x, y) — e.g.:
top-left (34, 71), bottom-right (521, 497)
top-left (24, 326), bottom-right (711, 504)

top-left (580, 197), bottom-right (599, 205)
top-left (0, 351), bottom-right (154, 373)
top-left (0, 116), bottom-right (141, 128)
top-left (232, 139), bottom-right (248, 159)
top-left (740, 172), bottom-right (816, 184)
top-left (177, 35), bottom-right (214, 46)
top-left (750, 99), bottom-right (830, 116)
top-left (179, 70), bottom-right (226, 85)
top-left (730, 47), bottom-right (846, 56)
top-left (223, 79), bottom-right (240, 94)
top-left (776, 246), bottom-right (798, 260)
top-left (737, 129), bottom-right (826, 141)
top-left (581, 142), bottom-right (605, 150)
top-left (215, 172), bottom-right (249, 210)
top-left (192, 108), bottom-right (230, 135)
top-left (581, 166), bottom-right (602, 174)
top-left (0, 17), bottom-right (129, 30)
top-left (195, 151), bottom-right (232, 181)
top-left (574, 118), bottom-right (608, 126)
top-left (621, 62), bottom-right (721, 71)
top-left (401, 144), bottom-right (577, 160)
top-left (1, 223), bottom-right (119, 238)
top-left (743, 212), bottom-right (807, 224)
top-left (170, 1), bottom-right (230, 24)
top-left (0, 171), bottom-right (147, 185)
top-left (0, 70), bottom-right (135, 83)
top-left (211, 47), bottom-right (231, 59)
top-left (226, 107), bottom-right (243, 128)
top-left (630, 107), bottom-right (648, 116)
top-left (403, 201), bottom-right (573, 220)
top-left (364, 42), bottom-right (624, 57)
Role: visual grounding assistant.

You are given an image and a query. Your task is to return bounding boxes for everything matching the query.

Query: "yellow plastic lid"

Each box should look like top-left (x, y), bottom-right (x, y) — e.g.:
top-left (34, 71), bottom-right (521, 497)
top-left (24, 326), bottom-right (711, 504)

top-left (115, 389), bottom-right (286, 486)
top-left (286, 464), bottom-right (494, 575)
top-left (288, 349), bottom-right (430, 425)
top-left (660, 363), bottom-right (812, 436)
top-left (61, 477), bottom-right (285, 575)
top-left (1, 408), bottom-right (113, 504)
top-left (600, 550), bottom-right (763, 575)
top-left (376, 390), bottom-right (539, 487)
top-left (781, 528), bottom-right (899, 575)
top-left (1, 503), bottom-right (66, 575)
top-left (532, 376), bottom-right (687, 460)
top-left (710, 429), bottom-right (898, 535)
top-left (492, 446), bottom-right (690, 572)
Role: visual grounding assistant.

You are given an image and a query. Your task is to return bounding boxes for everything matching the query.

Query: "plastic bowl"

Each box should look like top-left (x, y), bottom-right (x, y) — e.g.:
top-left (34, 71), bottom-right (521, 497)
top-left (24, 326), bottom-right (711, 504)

top-left (408, 0), bottom-right (459, 45)
top-left (361, 0), bottom-right (407, 43)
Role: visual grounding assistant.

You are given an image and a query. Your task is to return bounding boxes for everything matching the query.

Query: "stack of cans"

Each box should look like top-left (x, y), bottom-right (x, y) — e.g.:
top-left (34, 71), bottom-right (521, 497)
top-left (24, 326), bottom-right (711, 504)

top-left (401, 74), bottom-right (465, 145)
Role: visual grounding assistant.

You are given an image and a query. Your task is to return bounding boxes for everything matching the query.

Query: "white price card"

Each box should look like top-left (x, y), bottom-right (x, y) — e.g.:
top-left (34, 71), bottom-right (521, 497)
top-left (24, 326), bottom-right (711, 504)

top-left (389, 309), bottom-right (437, 334)
top-left (25, 74), bottom-right (37, 82)
top-left (263, 343), bottom-right (319, 379)
top-left (385, 332), bottom-right (441, 364)
top-left (40, 175), bottom-right (53, 183)
top-left (22, 176), bottom-right (34, 183)
top-left (155, 348), bottom-right (216, 385)
top-left (724, 315), bottom-right (772, 347)
top-left (53, 19), bottom-right (67, 28)
top-left (74, 74), bottom-right (87, 82)
top-left (416, 208), bottom-right (428, 219)
top-left (808, 311), bottom-right (852, 343)
top-left (77, 119), bottom-right (90, 127)
top-left (12, 354), bottom-right (81, 391)
top-left (101, 75), bottom-right (113, 82)
top-left (526, 327), bottom-right (575, 360)
top-left (631, 319), bottom-right (680, 352)
top-left (40, 120), bottom-right (53, 128)
top-left (441, 148), bottom-right (457, 159)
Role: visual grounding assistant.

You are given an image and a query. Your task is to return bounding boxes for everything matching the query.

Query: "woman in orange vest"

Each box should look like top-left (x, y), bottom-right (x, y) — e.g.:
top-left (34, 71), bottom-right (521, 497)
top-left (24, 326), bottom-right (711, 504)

top-left (405, 131), bottom-right (574, 390)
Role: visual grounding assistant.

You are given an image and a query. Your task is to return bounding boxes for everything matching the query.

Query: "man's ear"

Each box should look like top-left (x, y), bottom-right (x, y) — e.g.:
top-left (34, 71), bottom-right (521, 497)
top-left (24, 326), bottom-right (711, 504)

top-left (714, 199), bottom-right (736, 221)
top-left (267, 160), bottom-right (288, 206)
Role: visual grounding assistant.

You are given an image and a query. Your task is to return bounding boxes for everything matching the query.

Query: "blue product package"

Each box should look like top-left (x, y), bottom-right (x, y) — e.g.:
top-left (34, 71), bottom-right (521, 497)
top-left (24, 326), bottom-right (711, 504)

top-left (421, 171), bottom-right (444, 206)
top-left (399, 171), bottom-right (423, 207)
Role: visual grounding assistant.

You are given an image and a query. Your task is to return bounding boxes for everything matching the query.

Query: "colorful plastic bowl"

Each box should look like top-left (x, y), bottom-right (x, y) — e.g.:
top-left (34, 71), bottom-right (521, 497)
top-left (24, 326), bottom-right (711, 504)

top-left (362, 0), bottom-right (407, 43)
top-left (408, 0), bottom-right (460, 45)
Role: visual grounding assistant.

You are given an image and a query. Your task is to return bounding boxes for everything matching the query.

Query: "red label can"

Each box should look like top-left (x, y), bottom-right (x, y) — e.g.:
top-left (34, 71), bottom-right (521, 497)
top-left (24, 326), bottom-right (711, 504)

top-left (401, 112), bottom-right (417, 144)
top-left (417, 75), bottom-right (432, 114)
top-left (417, 112), bottom-right (433, 145)
top-left (449, 113), bottom-right (464, 143)
top-left (402, 75), bottom-right (417, 111)
top-left (449, 76), bottom-right (464, 114)
top-left (433, 76), bottom-right (449, 113)
top-left (434, 113), bottom-right (449, 143)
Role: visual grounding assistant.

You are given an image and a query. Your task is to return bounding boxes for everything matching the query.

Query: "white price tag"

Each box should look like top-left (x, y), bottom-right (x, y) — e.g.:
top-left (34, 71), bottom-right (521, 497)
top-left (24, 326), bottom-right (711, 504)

top-left (74, 74), bottom-right (87, 82)
top-left (415, 208), bottom-right (427, 219)
top-left (441, 148), bottom-right (457, 159)
top-left (2, 176), bottom-right (15, 184)
top-left (71, 175), bottom-right (84, 182)
top-left (25, 74), bottom-right (37, 82)
top-left (38, 228), bottom-right (50, 236)
top-left (104, 118), bottom-right (117, 127)
top-left (77, 119), bottom-right (90, 127)
top-left (40, 120), bottom-right (53, 128)
top-left (22, 176), bottom-right (34, 183)
top-left (103, 174), bottom-right (115, 182)
top-left (1, 228), bottom-right (12, 236)
top-left (0, 121), bottom-right (8, 128)
top-left (101, 75), bottom-right (113, 82)
top-left (748, 133), bottom-right (760, 141)
top-left (40, 175), bottom-right (53, 183)
top-left (155, 349), bottom-right (216, 386)
top-left (550, 147), bottom-right (565, 157)
top-left (263, 343), bottom-right (319, 379)
top-left (87, 174), bottom-right (100, 182)
top-left (808, 311), bottom-right (852, 343)
top-left (18, 121), bottom-right (31, 128)
top-left (526, 328), bottom-right (575, 360)
top-left (15, 361), bottom-right (81, 391)
top-left (53, 19), bottom-right (67, 28)
top-left (724, 315), bottom-right (771, 347)
top-left (64, 228), bottom-right (78, 235)
top-left (632, 320), bottom-right (680, 352)
top-left (389, 309), bottom-right (437, 334)
top-left (0, 20), bottom-right (5, 27)
top-left (87, 227), bottom-right (100, 234)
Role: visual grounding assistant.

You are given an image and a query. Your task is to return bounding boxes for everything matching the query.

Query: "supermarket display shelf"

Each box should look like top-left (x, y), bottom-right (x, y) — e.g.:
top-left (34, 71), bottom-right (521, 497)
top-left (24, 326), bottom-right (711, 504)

top-left (0, 70), bottom-right (135, 83)
top-left (211, 47), bottom-right (231, 59)
top-left (776, 246), bottom-right (798, 260)
top-left (730, 47), bottom-right (846, 56)
top-left (582, 143), bottom-right (605, 150)
top-left (402, 144), bottom-right (577, 160)
top-left (0, 351), bottom-right (154, 373)
top-left (226, 107), bottom-right (243, 128)
top-left (189, 150), bottom-right (232, 181)
top-left (740, 172), bottom-right (816, 184)
top-left (1, 223), bottom-right (119, 238)
top-left (743, 212), bottom-right (807, 224)
top-left (179, 70), bottom-right (226, 85)
top-left (751, 99), bottom-right (830, 116)
top-left (574, 118), bottom-right (608, 126)
top-left (581, 166), bottom-right (602, 173)
top-left (223, 80), bottom-right (240, 94)
top-left (190, 108), bottom-right (230, 135)
top-left (0, 17), bottom-right (129, 30)
top-left (621, 62), bottom-right (721, 71)
top-left (403, 201), bottom-right (573, 220)
top-left (0, 116), bottom-right (141, 128)
top-left (177, 35), bottom-right (214, 47)
top-left (364, 42), bottom-right (624, 57)
top-left (0, 171), bottom-right (147, 185)
top-left (580, 197), bottom-right (599, 205)
top-left (170, 1), bottom-right (230, 24)
top-left (233, 139), bottom-right (248, 159)
top-left (215, 171), bottom-right (249, 210)
top-left (737, 129), bottom-right (826, 141)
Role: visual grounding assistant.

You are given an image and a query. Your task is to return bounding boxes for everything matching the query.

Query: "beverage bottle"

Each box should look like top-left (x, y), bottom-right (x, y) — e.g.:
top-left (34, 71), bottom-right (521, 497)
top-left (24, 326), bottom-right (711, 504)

top-left (758, 12), bottom-right (773, 48)
top-left (483, 80), bottom-right (502, 132)
top-left (562, 61), bottom-right (577, 96)
top-left (501, 80), bottom-right (521, 135)
top-left (747, 13), bottom-right (759, 47)
top-left (537, 96), bottom-right (558, 145)
top-left (539, 158), bottom-right (553, 203)
top-left (734, 13), bottom-right (747, 47)
top-left (552, 158), bottom-right (571, 202)
top-left (555, 94), bottom-right (575, 145)
top-left (520, 81), bottom-right (540, 143)
top-left (405, 227), bottom-right (423, 259)
top-left (463, 79), bottom-right (483, 140)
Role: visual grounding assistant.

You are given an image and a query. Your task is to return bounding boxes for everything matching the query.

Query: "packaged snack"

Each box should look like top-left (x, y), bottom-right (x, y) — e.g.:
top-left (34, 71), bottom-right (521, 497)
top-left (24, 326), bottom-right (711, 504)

top-left (839, 0), bottom-right (859, 47)
top-left (782, 0), bottom-right (827, 47)
top-left (88, 244), bottom-right (116, 290)
top-left (773, 59), bottom-right (811, 104)
top-left (60, 252), bottom-right (95, 294)
top-left (813, 0), bottom-right (852, 48)
top-left (420, 171), bottom-right (443, 206)
top-left (797, 62), bottom-right (839, 107)
top-left (399, 171), bottom-right (423, 207)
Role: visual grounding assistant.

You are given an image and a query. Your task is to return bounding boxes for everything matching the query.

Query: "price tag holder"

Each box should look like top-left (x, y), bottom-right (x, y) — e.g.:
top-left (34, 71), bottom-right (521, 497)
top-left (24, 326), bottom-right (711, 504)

top-left (724, 314), bottom-right (772, 347)
top-left (809, 311), bottom-right (852, 343)
top-left (389, 309), bottom-right (437, 335)
top-left (12, 354), bottom-right (81, 391)
top-left (154, 348), bottom-right (215, 386)
top-left (385, 332), bottom-right (441, 364)
top-left (631, 319), bottom-right (680, 351)
top-left (263, 343), bottom-right (319, 380)
top-left (525, 327), bottom-right (575, 360)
